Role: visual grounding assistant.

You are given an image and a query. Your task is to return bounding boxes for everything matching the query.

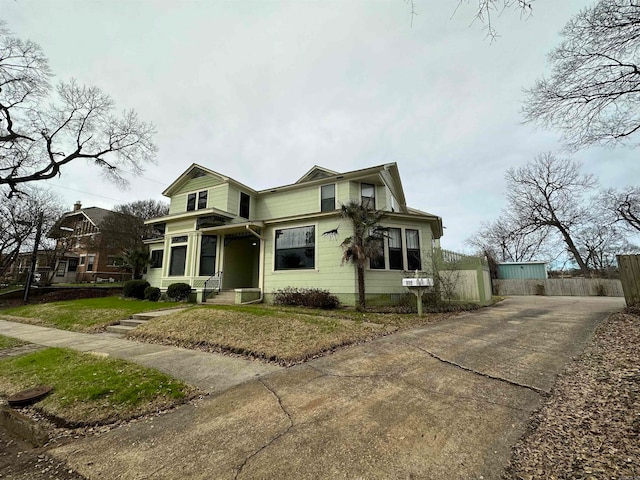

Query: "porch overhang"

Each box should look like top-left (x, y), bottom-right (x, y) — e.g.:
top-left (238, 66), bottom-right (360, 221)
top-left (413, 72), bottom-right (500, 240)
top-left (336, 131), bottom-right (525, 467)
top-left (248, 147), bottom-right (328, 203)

top-left (199, 221), bottom-right (265, 237)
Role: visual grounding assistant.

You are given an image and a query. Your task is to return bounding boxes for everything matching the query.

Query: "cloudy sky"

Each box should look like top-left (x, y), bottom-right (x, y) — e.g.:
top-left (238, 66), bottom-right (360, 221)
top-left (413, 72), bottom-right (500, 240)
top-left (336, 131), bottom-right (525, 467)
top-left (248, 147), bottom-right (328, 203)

top-left (3, 0), bottom-right (638, 252)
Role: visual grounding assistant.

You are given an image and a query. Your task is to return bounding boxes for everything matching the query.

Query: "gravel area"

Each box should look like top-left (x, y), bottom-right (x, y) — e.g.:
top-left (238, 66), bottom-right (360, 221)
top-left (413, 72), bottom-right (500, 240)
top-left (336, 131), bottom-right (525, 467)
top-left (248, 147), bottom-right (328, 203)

top-left (505, 309), bottom-right (640, 479)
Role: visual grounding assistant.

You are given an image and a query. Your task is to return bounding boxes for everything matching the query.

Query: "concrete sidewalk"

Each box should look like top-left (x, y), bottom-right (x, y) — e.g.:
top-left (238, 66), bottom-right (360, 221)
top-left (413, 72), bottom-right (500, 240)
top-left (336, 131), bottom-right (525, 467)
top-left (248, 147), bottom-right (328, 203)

top-left (0, 320), bottom-right (281, 393)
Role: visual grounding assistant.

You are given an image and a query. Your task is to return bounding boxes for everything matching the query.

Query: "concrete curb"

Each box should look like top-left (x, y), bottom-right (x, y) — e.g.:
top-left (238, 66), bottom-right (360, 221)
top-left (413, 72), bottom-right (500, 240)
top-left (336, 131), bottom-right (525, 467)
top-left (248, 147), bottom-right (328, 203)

top-left (0, 405), bottom-right (49, 447)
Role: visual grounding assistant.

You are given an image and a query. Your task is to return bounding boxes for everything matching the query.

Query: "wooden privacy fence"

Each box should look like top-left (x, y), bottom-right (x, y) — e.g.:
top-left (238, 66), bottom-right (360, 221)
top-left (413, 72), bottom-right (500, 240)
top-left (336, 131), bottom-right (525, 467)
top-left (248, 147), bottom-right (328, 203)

top-left (618, 254), bottom-right (640, 305)
top-left (493, 278), bottom-right (624, 297)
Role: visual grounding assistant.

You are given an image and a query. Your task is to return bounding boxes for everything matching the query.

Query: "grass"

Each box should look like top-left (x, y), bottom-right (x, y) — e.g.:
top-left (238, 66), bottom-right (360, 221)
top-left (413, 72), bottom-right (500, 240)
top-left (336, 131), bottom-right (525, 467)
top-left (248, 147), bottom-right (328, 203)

top-left (0, 347), bottom-right (195, 426)
top-left (0, 297), bottom-right (182, 332)
top-left (128, 304), bottom-right (446, 365)
top-left (0, 334), bottom-right (26, 350)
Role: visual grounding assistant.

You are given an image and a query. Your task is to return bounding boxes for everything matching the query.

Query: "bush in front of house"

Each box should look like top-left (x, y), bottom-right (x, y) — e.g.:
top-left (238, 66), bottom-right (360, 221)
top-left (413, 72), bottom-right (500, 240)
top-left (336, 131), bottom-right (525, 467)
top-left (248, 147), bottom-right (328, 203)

top-left (166, 282), bottom-right (192, 301)
top-left (273, 287), bottom-right (340, 310)
top-left (144, 286), bottom-right (161, 302)
top-left (123, 280), bottom-right (150, 300)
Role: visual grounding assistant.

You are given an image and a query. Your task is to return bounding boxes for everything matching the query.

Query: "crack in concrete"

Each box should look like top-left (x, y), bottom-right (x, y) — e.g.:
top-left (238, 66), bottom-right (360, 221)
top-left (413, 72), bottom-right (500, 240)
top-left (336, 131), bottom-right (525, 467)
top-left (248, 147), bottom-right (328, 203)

top-left (234, 379), bottom-right (294, 479)
top-left (398, 377), bottom-right (530, 413)
top-left (398, 330), bottom-right (560, 356)
top-left (401, 341), bottom-right (549, 397)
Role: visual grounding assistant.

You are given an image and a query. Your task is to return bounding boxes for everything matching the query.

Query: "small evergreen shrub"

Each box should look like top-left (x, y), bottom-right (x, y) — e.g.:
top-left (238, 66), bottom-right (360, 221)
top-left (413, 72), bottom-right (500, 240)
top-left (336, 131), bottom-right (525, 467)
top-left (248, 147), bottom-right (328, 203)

top-left (144, 286), bottom-right (161, 302)
top-left (167, 282), bottom-right (193, 301)
top-left (273, 287), bottom-right (340, 309)
top-left (123, 280), bottom-right (150, 300)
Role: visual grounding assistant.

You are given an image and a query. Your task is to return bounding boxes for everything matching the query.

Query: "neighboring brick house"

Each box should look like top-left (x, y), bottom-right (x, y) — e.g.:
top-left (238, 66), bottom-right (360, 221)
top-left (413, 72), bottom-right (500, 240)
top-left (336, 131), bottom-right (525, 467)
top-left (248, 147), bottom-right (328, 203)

top-left (48, 202), bottom-right (133, 283)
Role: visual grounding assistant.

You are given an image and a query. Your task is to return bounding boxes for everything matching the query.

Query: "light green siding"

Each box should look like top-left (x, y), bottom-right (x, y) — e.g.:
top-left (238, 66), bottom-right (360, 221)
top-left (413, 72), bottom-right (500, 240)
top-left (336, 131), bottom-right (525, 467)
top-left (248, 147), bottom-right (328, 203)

top-left (209, 184), bottom-right (230, 212)
top-left (255, 188), bottom-right (319, 219)
top-left (497, 263), bottom-right (548, 280)
top-left (168, 176), bottom-right (225, 214)
top-left (227, 185), bottom-right (240, 219)
top-left (166, 219), bottom-right (195, 233)
top-left (262, 217), bottom-right (356, 297)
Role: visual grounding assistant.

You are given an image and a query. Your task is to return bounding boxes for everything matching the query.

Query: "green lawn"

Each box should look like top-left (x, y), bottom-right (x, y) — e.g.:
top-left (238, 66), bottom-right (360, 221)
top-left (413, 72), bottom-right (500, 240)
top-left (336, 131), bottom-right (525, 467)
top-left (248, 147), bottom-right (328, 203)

top-left (0, 334), bottom-right (26, 350)
top-left (0, 297), bottom-right (182, 333)
top-left (128, 304), bottom-right (445, 365)
top-left (0, 346), bottom-right (195, 426)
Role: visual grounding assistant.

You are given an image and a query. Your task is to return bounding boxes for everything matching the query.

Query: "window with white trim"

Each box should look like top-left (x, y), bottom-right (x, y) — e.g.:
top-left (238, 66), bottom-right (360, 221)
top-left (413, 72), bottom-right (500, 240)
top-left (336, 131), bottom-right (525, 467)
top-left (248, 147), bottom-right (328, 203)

top-left (361, 183), bottom-right (375, 208)
top-left (320, 184), bottom-right (335, 212)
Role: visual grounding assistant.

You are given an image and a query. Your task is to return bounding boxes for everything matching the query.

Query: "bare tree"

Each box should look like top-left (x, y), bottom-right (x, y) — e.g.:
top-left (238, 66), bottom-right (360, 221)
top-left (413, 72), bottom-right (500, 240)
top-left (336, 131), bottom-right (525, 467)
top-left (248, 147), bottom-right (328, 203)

top-left (523, 1), bottom-right (640, 150)
top-left (505, 153), bottom-right (597, 277)
top-left (0, 186), bottom-right (64, 279)
top-left (0, 24), bottom-right (156, 196)
top-left (466, 215), bottom-right (550, 263)
top-left (600, 186), bottom-right (640, 234)
top-left (95, 200), bottom-right (168, 279)
top-left (114, 199), bottom-right (169, 221)
top-left (576, 221), bottom-right (638, 275)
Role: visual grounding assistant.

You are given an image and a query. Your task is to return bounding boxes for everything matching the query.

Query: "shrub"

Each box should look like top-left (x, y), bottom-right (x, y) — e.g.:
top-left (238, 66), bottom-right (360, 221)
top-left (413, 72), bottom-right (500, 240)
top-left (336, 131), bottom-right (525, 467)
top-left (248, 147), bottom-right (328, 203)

top-left (144, 286), bottom-right (161, 302)
top-left (167, 282), bottom-right (192, 301)
top-left (123, 280), bottom-right (150, 300)
top-left (273, 287), bottom-right (339, 309)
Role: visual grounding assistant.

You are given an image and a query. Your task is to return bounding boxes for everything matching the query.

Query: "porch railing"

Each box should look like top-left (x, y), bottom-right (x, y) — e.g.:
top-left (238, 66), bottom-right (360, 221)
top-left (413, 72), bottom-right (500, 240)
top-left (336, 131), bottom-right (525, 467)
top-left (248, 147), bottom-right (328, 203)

top-left (203, 271), bottom-right (223, 300)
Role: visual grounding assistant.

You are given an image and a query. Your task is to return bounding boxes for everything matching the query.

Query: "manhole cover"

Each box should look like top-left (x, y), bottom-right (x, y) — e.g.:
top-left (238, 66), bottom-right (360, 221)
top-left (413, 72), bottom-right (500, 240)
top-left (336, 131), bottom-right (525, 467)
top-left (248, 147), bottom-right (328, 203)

top-left (7, 386), bottom-right (53, 407)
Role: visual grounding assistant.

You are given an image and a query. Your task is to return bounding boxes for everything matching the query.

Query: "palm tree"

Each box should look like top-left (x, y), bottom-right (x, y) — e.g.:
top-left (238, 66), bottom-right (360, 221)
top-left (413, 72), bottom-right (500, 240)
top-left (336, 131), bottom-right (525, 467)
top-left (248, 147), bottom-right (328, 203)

top-left (339, 201), bottom-right (387, 311)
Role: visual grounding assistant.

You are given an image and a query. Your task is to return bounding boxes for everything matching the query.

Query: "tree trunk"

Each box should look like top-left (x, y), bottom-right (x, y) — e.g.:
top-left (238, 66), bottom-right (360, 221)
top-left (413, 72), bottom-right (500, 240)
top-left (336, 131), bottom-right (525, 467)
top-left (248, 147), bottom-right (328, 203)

top-left (356, 263), bottom-right (366, 311)
top-left (556, 224), bottom-right (590, 277)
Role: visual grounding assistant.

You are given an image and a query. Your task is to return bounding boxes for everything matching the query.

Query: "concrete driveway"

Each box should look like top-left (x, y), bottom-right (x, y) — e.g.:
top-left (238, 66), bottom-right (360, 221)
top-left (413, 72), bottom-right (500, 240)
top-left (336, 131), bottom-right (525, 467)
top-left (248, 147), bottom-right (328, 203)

top-left (51, 296), bottom-right (624, 479)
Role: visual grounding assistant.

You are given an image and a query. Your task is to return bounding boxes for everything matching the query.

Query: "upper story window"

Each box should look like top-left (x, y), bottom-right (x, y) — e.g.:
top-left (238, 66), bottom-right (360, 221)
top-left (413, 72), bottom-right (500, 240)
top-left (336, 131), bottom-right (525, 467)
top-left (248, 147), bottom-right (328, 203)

top-left (239, 192), bottom-right (250, 219)
top-left (361, 183), bottom-right (375, 208)
top-left (320, 184), bottom-right (336, 212)
top-left (275, 226), bottom-right (315, 270)
top-left (187, 190), bottom-right (208, 211)
top-left (198, 191), bottom-right (208, 209)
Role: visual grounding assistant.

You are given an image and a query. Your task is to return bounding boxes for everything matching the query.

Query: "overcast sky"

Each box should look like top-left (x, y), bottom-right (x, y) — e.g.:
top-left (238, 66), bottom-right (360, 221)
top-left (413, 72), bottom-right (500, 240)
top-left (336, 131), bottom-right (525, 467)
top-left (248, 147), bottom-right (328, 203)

top-left (3, 0), bottom-right (638, 252)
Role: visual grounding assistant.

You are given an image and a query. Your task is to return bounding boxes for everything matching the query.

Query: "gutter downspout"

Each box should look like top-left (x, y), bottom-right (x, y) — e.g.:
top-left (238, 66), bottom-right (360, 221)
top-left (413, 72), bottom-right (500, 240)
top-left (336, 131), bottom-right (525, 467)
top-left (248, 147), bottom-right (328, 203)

top-left (242, 224), bottom-right (265, 304)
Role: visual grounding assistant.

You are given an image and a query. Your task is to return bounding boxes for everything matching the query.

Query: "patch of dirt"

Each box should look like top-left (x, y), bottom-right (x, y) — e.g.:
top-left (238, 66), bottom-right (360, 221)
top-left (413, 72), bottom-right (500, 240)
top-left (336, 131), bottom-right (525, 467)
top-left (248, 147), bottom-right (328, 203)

top-left (504, 309), bottom-right (640, 479)
top-left (0, 425), bottom-right (85, 480)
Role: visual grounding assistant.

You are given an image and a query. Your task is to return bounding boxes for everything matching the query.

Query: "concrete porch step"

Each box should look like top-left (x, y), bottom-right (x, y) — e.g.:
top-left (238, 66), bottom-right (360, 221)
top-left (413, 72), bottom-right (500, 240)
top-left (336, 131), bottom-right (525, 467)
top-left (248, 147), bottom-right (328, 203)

top-left (119, 319), bottom-right (147, 328)
top-left (205, 290), bottom-right (235, 305)
top-left (106, 324), bottom-right (137, 334)
top-left (106, 308), bottom-right (187, 335)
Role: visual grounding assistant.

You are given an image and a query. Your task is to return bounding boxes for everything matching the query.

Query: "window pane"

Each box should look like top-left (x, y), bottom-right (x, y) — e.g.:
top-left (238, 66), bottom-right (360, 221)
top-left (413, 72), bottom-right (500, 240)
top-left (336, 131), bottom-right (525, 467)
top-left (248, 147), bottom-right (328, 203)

top-left (170, 246), bottom-right (187, 276)
top-left (406, 229), bottom-right (421, 271)
top-left (199, 235), bottom-right (217, 276)
top-left (68, 258), bottom-right (78, 272)
top-left (275, 226), bottom-right (315, 270)
top-left (361, 183), bottom-right (375, 208)
top-left (187, 193), bottom-right (196, 211)
top-left (240, 192), bottom-right (250, 218)
top-left (198, 191), bottom-right (208, 209)
top-left (87, 255), bottom-right (96, 272)
top-left (150, 250), bottom-right (163, 269)
top-left (388, 228), bottom-right (403, 270)
top-left (321, 184), bottom-right (335, 212)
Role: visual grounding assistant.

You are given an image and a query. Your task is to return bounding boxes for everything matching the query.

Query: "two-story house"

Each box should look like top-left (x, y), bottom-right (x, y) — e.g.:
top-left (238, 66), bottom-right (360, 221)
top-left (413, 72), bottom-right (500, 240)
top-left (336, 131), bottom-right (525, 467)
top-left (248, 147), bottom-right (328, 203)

top-left (49, 202), bottom-right (133, 283)
top-left (144, 163), bottom-right (443, 306)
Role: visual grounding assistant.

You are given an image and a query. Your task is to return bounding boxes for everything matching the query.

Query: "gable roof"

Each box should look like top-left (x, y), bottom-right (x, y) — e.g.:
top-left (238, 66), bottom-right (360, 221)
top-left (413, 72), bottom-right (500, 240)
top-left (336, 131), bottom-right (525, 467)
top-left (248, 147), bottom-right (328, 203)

top-left (295, 166), bottom-right (339, 184)
top-left (163, 164), bottom-right (257, 197)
